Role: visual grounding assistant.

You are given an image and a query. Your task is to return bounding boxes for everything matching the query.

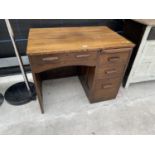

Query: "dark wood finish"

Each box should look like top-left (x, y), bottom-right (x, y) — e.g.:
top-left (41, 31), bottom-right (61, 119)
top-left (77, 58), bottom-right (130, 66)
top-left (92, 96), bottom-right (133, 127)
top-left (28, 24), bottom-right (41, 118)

top-left (27, 26), bottom-right (134, 113)
top-left (96, 64), bottom-right (126, 79)
top-left (99, 49), bottom-right (130, 66)
top-left (31, 72), bottom-right (44, 113)
top-left (92, 77), bottom-right (121, 102)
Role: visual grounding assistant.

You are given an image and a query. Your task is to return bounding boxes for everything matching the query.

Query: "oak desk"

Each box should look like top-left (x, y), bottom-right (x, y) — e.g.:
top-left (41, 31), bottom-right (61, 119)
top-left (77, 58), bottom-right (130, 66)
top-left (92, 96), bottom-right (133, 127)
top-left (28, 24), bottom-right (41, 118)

top-left (27, 26), bottom-right (134, 113)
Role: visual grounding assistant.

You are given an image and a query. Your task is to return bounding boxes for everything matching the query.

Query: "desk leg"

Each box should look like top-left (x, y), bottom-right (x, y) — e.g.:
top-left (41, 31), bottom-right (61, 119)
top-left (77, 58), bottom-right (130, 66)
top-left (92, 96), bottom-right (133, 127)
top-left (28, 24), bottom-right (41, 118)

top-left (32, 72), bottom-right (44, 113)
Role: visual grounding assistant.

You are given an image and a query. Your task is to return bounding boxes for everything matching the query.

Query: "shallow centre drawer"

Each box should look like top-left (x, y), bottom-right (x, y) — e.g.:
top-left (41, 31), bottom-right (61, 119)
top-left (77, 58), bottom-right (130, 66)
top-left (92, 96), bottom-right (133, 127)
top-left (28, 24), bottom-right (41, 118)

top-left (67, 50), bottom-right (97, 65)
top-left (29, 50), bottom-right (97, 73)
top-left (99, 48), bottom-right (130, 66)
top-left (29, 53), bottom-right (67, 66)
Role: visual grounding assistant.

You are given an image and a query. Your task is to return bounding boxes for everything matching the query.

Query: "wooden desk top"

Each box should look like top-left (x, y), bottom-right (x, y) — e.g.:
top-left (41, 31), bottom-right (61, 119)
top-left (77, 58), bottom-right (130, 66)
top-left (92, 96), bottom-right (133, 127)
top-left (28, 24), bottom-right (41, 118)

top-left (27, 26), bottom-right (134, 55)
top-left (133, 19), bottom-right (155, 26)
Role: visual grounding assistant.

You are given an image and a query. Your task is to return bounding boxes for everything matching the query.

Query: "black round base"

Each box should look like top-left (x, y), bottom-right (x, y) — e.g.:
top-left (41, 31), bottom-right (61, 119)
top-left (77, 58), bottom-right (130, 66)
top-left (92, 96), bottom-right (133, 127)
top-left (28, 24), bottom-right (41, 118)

top-left (4, 82), bottom-right (36, 106)
top-left (0, 93), bottom-right (4, 106)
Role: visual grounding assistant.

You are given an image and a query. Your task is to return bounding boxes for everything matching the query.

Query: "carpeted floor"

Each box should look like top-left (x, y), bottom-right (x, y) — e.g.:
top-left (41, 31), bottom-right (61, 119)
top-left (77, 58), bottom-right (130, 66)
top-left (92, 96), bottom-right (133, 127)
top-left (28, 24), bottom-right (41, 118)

top-left (0, 73), bottom-right (155, 134)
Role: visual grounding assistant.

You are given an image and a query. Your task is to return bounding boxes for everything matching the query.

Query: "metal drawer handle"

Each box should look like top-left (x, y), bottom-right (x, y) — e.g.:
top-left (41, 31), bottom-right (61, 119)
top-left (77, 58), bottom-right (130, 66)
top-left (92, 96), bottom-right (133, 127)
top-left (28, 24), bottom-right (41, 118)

top-left (105, 69), bottom-right (117, 74)
top-left (102, 84), bottom-right (113, 89)
top-left (108, 57), bottom-right (120, 62)
top-left (42, 57), bottom-right (59, 61)
top-left (76, 54), bottom-right (90, 58)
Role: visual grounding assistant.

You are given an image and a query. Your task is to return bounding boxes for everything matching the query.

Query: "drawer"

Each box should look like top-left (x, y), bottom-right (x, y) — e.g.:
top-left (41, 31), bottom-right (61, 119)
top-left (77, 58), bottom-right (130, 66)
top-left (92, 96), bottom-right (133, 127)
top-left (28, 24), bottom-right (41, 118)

top-left (30, 53), bottom-right (66, 65)
top-left (68, 50), bottom-right (97, 65)
top-left (96, 64), bottom-right (126, 79)
top-left (99, 49), bottom-right (130, 66)
top-left (29, 50), bottom-right (97, 73)
top-left (93, 77), bottom-right (121, 101)
top-left (29, 53), bottom-right (67, 73)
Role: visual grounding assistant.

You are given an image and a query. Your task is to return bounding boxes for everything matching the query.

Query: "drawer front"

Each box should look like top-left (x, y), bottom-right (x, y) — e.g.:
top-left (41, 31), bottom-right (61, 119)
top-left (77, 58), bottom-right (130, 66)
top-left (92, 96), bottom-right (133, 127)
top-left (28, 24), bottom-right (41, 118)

top-left (29, 50), bottom-right (97, 73)
top-left (96, 64), bottom-right (126, 79)
top-left (99, 49), bottom-right (130, 66)
top-left (30, 53), bottom-right (65, 65)
top-left (68, 50), bottom-right (97, 65)
top-left (93, 77), bottom-right (121, 101)
top-left (29, 53), bottom-right (67, 72)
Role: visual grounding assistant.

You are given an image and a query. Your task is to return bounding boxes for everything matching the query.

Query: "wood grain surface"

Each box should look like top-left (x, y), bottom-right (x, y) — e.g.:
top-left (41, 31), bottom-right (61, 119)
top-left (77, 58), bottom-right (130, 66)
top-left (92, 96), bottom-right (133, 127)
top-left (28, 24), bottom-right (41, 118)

top-left (27, 26), bottom-right (134, 55)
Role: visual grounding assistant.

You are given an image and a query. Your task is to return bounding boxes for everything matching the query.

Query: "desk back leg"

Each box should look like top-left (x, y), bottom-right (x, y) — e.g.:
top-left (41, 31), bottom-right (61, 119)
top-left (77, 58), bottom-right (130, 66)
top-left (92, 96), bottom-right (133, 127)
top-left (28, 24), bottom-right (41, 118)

top-left (32, 72), bottom-right (44, 113)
